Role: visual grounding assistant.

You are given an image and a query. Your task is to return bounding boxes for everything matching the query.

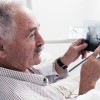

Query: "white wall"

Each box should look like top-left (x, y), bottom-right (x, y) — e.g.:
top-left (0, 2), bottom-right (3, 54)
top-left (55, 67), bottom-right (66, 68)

top-left (31, 0), bottom-right (100, 39)
top-left (7, 0), bottom-right (100, 39)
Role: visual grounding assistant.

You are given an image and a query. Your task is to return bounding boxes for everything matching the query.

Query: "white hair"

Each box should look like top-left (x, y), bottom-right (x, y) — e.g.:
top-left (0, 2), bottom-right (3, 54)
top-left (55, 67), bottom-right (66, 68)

top-left (0, 1), bottom-right (17, 42)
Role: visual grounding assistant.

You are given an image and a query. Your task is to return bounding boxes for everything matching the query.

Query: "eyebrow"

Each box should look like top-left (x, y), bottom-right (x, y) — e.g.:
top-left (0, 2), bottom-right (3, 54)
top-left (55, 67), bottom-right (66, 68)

top-left (28, 24), bottom-right (40, 32)
top-left (28, 27), bottom-right (37, 33)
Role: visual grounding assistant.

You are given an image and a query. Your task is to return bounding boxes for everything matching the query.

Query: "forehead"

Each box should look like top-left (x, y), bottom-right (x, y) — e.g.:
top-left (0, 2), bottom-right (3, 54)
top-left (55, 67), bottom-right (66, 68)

top-left (14, 6), bottom-right (39, 36)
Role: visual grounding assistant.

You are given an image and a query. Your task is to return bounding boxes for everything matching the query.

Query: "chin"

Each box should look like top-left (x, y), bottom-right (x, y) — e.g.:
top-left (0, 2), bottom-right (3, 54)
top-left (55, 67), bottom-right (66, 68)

top-left (34, 60), bottom-right (41, 65)
top-left (33, 57), bottom-right (42, 65)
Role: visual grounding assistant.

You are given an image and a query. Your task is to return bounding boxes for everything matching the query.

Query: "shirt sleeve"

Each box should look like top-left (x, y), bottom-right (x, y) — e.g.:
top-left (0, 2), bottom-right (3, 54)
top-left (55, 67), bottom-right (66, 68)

top-left (33, 59), bottom-right (68, 83)
top-left (47, 76), bottom-right (80, 99)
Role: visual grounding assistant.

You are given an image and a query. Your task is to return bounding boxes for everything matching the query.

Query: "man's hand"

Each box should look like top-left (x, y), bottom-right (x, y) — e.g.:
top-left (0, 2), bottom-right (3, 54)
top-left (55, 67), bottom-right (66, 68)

top-left (79, 46), bottom-right (100, 95)
top-left (61, 39), bottom-right (88, 66)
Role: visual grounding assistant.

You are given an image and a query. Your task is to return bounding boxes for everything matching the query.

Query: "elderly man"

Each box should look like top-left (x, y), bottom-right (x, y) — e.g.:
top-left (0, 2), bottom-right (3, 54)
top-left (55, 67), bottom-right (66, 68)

top-left (0, 1), bottom-right (100, 100)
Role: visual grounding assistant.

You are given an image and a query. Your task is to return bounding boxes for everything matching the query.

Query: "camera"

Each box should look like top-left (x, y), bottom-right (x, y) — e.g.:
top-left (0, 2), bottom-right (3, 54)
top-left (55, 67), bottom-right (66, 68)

top-left (85, 26), bottom-right (100, 51)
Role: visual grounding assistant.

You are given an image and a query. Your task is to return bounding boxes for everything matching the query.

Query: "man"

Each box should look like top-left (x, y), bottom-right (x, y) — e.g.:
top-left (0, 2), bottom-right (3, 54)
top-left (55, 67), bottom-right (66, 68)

top-left (0, 1), bottom-right (99, 100)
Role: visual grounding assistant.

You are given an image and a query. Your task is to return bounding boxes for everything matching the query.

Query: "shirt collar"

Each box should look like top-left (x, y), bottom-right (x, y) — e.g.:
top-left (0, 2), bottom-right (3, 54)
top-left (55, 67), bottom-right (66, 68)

top-left (0, 67), bottom-right (48, 86)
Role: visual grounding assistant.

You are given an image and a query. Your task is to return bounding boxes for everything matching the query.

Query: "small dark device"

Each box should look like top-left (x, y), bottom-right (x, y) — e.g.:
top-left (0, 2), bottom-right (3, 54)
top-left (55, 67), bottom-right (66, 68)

top-left (85, 26), bottom-right (100, 51)
top-left (69, 26), bottom-right (100, 72)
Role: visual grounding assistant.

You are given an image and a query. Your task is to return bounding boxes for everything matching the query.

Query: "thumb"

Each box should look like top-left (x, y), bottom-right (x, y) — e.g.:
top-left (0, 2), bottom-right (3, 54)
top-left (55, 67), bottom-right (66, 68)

top-left (77, 43), bottom-right (88, 51)
top-left (92, 46), bottom-right (100, 58)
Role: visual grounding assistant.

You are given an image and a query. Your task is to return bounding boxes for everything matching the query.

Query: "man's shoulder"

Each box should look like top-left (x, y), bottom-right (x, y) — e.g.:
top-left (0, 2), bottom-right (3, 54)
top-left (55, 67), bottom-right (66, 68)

top-left (0, 76), bottom-right (20, 87)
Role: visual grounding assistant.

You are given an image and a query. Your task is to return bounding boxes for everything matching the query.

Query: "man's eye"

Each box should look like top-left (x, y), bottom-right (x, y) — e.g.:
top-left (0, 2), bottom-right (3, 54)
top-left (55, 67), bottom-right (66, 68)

top-left (29, 33), bottom-right (35, 38)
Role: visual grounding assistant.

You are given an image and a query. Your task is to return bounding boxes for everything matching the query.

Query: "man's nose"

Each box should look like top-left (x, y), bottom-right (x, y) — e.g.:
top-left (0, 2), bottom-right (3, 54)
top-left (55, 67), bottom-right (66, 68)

top-left (36, 33), bottom-right (45, 46)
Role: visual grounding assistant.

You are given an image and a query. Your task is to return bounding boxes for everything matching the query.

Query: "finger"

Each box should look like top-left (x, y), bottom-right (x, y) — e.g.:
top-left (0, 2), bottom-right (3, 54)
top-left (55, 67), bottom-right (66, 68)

top-left (92, 46), bottom-right (100, 58)
top-left (73, 39), bottom-right (83, 46)
top-left (97, 57), bottom-right (100, 61)
top-left (77, 43), bottom-right (88, 51)
top-left (73, 39), bottom-right (86, 47)
top-left (81, 51), bottom-right (87, 59)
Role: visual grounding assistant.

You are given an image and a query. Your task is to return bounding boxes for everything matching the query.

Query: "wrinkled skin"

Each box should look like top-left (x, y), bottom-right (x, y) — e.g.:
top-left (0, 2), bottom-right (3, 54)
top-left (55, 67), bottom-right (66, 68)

top-left (61, 39), bottom-right (88, 66)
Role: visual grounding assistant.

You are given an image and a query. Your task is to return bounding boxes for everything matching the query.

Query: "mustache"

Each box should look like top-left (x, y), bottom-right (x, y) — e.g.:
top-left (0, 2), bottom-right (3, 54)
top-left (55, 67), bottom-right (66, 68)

top-left (34, 45), bottom-right (43, 54)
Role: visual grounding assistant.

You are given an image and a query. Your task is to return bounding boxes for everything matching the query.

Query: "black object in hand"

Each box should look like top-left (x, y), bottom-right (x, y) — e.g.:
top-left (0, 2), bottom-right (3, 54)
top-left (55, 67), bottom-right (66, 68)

top-left (85, 26), bottom-right (100, 51)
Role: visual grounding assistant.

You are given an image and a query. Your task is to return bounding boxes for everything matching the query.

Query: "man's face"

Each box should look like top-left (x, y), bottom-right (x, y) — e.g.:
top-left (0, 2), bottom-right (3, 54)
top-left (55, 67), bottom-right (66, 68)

top-left (5, 7), bottom-right (45, 71)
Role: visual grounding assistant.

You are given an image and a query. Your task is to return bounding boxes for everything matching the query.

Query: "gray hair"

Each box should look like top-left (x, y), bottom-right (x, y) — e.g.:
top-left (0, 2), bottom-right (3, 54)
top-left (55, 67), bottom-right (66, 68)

top-left (0, 1), bottom-right (17, 42)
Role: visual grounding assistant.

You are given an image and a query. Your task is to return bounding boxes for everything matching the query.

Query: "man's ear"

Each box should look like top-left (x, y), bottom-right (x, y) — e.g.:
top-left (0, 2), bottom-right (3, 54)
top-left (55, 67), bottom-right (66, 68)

top-left (0, 38), bottom-right (6, 58)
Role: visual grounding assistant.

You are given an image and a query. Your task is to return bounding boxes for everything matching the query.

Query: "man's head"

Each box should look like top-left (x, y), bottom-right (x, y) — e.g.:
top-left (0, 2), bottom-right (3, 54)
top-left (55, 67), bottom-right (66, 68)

top-left (0, 1), bottom-right (45, 71)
